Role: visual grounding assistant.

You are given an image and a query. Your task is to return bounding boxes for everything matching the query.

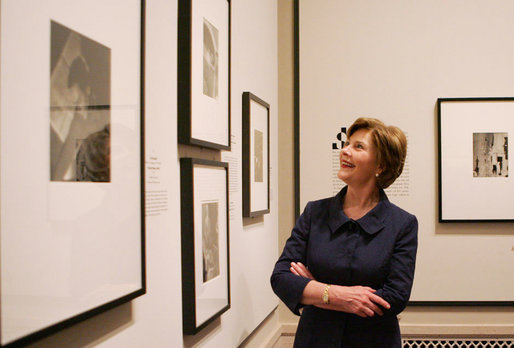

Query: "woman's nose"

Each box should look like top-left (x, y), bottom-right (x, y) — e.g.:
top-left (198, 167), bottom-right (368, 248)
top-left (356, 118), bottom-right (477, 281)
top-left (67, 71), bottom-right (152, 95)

top-left (341, 145), bottom-right (351, 156)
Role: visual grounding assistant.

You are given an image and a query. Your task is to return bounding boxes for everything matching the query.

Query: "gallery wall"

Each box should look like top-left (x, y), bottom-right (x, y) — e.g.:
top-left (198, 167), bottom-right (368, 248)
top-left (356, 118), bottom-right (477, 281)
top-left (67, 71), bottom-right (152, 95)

top-left (275, 0), bottom-right (514, 335)
top-left (1, 0), bottom-right (279, 347)
top-left (298, 0), bottom-right (514, 303)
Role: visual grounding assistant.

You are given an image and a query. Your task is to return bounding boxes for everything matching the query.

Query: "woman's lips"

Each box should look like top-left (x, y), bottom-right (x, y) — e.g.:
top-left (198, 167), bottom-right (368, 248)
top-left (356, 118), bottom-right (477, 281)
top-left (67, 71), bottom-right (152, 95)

top-left (341, 160), bottom-right (355, 168)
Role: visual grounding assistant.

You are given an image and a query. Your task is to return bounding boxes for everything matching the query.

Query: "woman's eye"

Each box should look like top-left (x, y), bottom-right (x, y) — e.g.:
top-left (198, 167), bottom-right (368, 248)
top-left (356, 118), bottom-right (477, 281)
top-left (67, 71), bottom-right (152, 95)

top-left (343, 141), bottom-right (350, 147)
top-left (357, 144), bottom-right (364, 149)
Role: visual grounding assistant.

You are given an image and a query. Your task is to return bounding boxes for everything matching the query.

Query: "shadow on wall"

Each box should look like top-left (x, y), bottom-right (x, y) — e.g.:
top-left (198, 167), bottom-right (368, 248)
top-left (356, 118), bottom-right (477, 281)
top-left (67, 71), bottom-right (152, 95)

top-left (183, 317), bottom-right (223, 348)
top-left (243, 215), bottom-right (264, 227)
top-left (24, 303), bottom-right (134, 348)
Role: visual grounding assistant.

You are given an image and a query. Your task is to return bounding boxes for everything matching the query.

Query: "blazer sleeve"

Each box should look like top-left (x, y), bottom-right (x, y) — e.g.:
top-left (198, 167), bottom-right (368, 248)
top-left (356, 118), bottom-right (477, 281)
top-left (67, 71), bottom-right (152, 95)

top-left (270, 202), bottom-right (313, 315)
top-left (375, 214), bottom-right (418, 316)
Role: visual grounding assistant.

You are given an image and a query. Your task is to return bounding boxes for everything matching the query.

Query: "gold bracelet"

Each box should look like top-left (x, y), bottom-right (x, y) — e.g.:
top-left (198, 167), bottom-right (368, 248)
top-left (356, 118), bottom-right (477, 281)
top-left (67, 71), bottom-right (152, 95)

top-left (322, 284), bottom-right (331, 304)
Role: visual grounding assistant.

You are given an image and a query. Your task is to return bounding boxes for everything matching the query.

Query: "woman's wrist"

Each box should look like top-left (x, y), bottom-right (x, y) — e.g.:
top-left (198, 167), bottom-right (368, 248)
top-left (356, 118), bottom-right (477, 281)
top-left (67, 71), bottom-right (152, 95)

top-left (301, 280), bottom-right (329, 305)
top-left (322, 284), bottom-right (331, 304)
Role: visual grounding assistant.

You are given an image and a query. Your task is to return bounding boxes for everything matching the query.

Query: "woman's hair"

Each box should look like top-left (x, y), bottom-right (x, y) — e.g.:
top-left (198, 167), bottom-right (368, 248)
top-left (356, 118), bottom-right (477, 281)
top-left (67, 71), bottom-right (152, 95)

top-left (347, 117), bottom-right (407, 189)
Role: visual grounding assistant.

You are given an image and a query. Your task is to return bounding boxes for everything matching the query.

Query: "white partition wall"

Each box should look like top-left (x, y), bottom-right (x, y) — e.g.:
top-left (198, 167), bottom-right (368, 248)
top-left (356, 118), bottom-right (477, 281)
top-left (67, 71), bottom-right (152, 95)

top-left (298, 0), bottom-right (514, 303)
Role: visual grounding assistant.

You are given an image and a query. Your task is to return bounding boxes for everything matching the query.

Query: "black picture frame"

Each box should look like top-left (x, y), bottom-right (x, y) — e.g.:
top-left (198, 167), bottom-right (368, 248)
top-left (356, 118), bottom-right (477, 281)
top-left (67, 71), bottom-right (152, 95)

top-left (180, 158), bottom-right (230, 335)
top-left (0, 1), bottom-right (146, 347)
top-left (438, 97), bottom-right (514, 223)
top-left (178, 0), bottom-right (231, 150)
top-left (242, 92), bottom-right (270, 217)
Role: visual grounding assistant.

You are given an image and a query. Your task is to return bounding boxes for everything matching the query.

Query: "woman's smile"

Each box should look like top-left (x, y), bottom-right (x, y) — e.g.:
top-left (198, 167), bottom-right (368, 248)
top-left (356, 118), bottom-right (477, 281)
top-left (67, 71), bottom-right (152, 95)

top-left (341, 160), bottom-right (355, 169)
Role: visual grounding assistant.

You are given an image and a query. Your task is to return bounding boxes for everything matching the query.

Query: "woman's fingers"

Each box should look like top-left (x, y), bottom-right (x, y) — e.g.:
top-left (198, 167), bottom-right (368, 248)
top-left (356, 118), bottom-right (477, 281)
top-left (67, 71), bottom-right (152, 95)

top-left (366, 301), bottom-right (383, 316)
top-left (369, 292), bottom-right (391, 310)
top-left (297, 262), bottom-right (314, 278)
top-left (290, 262), bottom-right (303, 276)
top-left (289, 266), bottom-right (300, 276)
top-left (356, 304), bottom-right (375, 318)
top-left (356, 310), bottom-right (368, 318)
top-left (290, 262), bottom-right (314, 279)
top-left (290, 262), bottom-right (305, 277)
top-left (293, 262), bottom-right (307, 273)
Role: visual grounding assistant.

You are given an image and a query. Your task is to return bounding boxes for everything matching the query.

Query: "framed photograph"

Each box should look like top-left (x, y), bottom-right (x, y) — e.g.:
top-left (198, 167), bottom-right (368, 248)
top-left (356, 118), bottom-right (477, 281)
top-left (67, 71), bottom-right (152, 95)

top-left (178, 0), bottom-right (231, 150)
top-left (438, 97), bottom-right (514, 222)
top-left (0, 1), bottom-right (145, 346)
top-left (180, 158), bottom-right (230, 334)
top-left (242, 92), bottom-right (270, 217)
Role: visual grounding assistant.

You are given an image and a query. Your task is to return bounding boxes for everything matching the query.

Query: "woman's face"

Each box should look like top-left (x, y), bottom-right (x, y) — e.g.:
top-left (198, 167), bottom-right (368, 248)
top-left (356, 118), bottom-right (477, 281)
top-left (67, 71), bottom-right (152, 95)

top-left (337, 128), bottom-right (380, 187)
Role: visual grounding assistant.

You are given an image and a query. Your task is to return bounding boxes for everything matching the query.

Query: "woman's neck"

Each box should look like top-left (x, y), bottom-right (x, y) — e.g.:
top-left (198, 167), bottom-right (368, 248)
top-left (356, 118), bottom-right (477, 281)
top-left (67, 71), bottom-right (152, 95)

top-left (343, 184), bottom-right (380, 219)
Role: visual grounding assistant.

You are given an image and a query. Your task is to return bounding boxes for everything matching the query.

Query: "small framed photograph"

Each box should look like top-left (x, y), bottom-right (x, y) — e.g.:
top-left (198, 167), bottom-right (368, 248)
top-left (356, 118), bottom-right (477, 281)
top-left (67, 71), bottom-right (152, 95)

top-left (242, 92), bottom-right (270, 217)
top-left (180, 158), bottom-right (230, 334)
top-left (0, 1), bottom-right (145, 346)
top-left (178, 0), bottom-right (231, 150)
top-left (438, 97), bottom-right (514, 222)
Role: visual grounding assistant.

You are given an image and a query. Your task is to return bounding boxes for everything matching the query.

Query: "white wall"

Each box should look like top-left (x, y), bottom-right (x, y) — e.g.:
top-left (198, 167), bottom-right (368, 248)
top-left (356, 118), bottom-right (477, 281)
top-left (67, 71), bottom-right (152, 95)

top-left (298, 0), bottom-right (514, 303)
top-left (3, 0), bottom-right (279, 347)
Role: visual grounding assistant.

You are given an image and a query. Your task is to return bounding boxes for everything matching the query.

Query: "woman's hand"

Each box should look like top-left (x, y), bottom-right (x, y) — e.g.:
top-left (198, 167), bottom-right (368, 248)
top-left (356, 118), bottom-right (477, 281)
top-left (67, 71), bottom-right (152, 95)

top-left (290, 262), bottom-right (390, 317)
top-left (290, 262), bottom-right (315, 280)
top-left (328, 285), bottom-right (390, 318)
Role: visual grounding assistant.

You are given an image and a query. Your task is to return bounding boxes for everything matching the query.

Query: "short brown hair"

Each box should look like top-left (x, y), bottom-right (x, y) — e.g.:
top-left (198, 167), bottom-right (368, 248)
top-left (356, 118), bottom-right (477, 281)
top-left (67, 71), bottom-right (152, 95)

top-left (347, 117), bottom-right (407, 189)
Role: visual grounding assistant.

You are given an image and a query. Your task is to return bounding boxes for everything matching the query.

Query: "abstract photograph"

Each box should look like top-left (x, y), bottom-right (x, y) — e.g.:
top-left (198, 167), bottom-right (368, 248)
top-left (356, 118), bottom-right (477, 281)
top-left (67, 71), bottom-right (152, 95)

top-left (202, 201), bottom-right (220, 283)
top-left (203, 18), bottom-right (219, 99)
top-left (254, 129), bottom-right (263, 182)
top-left (50, 20), bottom-right (111, 182)
top-left (473, 132), bottom-right (508, 177)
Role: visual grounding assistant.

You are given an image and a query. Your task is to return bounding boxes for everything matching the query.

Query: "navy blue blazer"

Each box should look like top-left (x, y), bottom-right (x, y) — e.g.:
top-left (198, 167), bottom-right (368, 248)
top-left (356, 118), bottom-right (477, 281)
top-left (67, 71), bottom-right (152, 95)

top-left (271, 186), bottom-right (418, 348)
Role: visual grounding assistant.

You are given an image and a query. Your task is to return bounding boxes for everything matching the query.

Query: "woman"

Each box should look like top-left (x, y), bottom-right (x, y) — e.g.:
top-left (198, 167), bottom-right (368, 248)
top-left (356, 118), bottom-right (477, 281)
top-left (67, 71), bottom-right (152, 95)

top-left (271, 118), bottom-right (418, 348)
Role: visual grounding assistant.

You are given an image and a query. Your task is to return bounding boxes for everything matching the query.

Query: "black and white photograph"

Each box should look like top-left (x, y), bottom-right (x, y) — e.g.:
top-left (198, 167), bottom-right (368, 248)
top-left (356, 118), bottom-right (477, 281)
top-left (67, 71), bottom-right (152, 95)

top-left (1, 1), bottom-right (144, 346)
top-left (178, 0), bottom-right (230, 150)
top-left (203, 18), bottom-right (219, 99)
top-left (254, 129), bottom-right (264, 183)
top-left (242, 92), bottom-right (270, 217)
top-left (180, 158), bottom-right (230, 334)
top-left (50, 20), bottom-right (111, 182)
top-left (438, 97), bottom-right (514, 222)
top-left (473, 132), bottom-right (508, 177)
top-left (202, 201), bottom-right (220, 283)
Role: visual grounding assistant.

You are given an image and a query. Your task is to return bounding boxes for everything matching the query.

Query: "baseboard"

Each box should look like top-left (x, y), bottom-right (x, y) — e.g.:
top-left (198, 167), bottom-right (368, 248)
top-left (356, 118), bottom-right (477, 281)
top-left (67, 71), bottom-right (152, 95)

top-left (401, 324), bottom-right (514, 338)
top-left (268, 322), bottom-right (514, 344)
top-left (279, 323), bottom-right (298, 336)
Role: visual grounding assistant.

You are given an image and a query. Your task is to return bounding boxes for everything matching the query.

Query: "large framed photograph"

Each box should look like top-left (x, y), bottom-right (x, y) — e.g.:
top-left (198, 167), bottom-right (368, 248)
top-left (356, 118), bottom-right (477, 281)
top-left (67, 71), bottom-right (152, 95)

top-left (0, 1), bottom-right (145, 346)
top-left (438, 97), bottom-right (514, 222)
top-left (178, 0), bottom-right (231, 150)
top-left (180, 158), bottom-right (230, 334)
top-left (242, 92), bottom-right (270, 217)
